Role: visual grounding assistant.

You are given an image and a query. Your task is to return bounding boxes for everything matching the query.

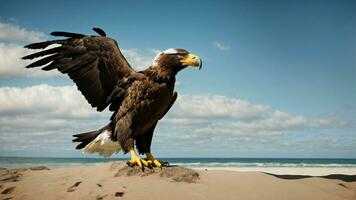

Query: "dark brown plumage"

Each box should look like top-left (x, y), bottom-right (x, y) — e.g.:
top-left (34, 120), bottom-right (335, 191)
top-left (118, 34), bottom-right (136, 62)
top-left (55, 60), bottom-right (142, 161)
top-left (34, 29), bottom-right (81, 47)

top-left (23, 27), bottom-right (202, 167)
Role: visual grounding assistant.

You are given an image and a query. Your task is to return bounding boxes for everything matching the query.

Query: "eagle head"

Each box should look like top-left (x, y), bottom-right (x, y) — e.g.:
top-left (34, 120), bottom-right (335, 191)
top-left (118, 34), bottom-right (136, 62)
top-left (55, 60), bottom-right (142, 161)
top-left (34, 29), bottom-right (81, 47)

top-left (152, 48), bottom-right (202, 72)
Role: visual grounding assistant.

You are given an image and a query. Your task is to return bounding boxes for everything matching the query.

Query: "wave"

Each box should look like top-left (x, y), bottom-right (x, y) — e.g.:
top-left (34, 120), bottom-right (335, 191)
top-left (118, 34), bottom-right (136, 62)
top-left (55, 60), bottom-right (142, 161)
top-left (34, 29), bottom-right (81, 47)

top-left (171, 162), bottom-right (356, 168)
top-left (2, 157), bottom-right (356, 168)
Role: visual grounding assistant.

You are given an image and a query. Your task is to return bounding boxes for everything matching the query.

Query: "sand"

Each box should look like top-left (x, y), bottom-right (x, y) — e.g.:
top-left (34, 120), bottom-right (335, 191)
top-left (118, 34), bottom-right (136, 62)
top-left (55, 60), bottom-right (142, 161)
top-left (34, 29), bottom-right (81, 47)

top-left (1, 162), bottom-right (355, 200)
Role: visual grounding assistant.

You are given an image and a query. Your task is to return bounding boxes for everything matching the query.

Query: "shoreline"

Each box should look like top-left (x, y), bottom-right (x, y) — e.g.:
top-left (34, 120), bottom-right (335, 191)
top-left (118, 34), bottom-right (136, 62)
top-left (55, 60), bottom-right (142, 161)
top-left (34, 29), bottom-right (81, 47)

top-left (2, 164), bottom-right (356, 176)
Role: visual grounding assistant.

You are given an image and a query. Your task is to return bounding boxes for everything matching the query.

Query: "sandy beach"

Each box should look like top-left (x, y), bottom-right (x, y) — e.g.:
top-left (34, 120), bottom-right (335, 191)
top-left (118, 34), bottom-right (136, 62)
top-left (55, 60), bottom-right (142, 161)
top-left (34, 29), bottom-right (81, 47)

top-left (1, 162), bottom-right (355, 200)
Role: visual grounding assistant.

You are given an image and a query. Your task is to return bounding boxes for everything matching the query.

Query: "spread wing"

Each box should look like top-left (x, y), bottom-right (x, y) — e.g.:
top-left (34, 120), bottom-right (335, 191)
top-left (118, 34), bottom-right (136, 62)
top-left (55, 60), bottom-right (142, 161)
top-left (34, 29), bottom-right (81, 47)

top-left (23, 28), bottom-right (136, 111)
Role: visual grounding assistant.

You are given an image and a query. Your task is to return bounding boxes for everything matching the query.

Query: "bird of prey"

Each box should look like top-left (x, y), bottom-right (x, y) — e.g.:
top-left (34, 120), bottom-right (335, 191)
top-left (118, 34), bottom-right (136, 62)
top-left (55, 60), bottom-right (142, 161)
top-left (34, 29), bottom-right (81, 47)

top-left (23, 28), bottom-right (202, 169)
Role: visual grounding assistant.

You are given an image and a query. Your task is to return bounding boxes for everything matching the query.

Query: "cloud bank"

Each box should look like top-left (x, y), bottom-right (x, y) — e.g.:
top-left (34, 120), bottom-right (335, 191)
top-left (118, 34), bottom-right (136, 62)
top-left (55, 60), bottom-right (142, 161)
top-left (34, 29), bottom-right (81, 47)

top-left (0, 22), bottom-right (46, 42)
top-left (0, 85), bottom-right (347, 153)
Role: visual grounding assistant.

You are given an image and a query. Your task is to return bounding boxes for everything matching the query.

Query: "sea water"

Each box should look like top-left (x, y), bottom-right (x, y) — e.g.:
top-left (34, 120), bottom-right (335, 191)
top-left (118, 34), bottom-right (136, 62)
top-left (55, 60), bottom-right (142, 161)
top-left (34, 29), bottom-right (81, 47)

top-left (1, 157), bottom-right (356, 169)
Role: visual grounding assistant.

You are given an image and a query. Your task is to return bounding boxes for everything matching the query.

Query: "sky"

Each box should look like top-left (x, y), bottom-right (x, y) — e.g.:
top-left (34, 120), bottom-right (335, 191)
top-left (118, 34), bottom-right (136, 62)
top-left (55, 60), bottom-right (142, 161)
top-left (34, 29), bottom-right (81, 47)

top-left (0, 0), bottom-right (355, 158)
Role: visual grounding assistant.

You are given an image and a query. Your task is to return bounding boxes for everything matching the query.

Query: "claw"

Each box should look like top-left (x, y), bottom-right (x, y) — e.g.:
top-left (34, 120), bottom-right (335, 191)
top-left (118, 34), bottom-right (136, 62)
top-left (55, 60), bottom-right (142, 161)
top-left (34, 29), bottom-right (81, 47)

top-left (141, 159), bottom-right (149, 167)
top-left (145, 153), bottom-right (165, 168)
top-left (129, 149), bottom-right (143, 169)
top-left (160, 160), bottom-right (170, 167)
top-left (153, 160), bottom-right (162, 168)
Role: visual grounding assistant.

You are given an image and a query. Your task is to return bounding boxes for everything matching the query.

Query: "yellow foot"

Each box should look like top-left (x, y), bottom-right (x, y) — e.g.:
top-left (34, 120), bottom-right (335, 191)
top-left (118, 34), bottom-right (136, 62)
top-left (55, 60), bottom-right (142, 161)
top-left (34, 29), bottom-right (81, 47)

top-left (128, 149), bottom-right (146, 169)
top-left (145, 153), bottom-right (168, 168)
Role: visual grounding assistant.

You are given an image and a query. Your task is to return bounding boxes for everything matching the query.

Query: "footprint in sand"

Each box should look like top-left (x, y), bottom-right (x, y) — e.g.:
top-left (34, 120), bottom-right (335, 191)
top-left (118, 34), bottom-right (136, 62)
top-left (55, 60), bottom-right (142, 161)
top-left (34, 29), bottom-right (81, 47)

top-left (66, 181), bottom-right (82, 192)
top-left (1, 186), bottom-right (16, 194)
top-left (115, 191), bottom-right (124, 197)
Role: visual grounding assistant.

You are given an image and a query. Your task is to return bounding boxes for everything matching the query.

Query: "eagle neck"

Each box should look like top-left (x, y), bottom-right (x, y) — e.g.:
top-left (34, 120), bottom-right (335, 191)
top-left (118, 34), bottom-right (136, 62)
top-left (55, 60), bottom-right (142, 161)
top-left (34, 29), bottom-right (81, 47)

top-left (145, 66), bottom-right (176, 84)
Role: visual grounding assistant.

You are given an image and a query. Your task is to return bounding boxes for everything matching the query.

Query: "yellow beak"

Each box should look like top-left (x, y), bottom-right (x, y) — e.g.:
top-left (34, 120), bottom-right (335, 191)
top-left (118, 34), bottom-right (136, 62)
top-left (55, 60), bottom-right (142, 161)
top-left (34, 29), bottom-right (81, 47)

top-left (180, 54), bottom-right (202, 69)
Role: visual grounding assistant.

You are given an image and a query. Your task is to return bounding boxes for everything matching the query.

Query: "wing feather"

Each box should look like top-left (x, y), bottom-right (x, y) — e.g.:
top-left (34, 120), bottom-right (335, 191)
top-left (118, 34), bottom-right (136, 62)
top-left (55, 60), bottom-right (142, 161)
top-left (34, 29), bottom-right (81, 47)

top-left (23, 28), bottom-right (136, 111)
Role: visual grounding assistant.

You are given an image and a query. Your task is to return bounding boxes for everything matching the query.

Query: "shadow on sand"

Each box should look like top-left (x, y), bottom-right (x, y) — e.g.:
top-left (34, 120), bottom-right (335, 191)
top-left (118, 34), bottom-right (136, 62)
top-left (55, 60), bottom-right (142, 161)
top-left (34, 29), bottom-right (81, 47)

top-left (265, 173), bottom-right (356, 182)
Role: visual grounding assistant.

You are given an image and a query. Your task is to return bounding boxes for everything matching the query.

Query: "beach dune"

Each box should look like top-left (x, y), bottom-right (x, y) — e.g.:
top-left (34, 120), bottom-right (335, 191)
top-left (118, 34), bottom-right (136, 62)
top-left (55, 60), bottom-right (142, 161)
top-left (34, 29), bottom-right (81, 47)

top-left (1, 162), bottom-right (355, 200)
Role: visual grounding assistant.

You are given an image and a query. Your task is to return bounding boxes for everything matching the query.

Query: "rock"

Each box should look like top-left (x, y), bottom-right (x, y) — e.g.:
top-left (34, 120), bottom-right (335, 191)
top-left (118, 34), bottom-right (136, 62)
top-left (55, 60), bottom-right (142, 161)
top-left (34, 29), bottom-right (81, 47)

top-left (29, 166), bottom-right (50, 171)
top-left (115, 165), bottom-right (155, 177)
top-left (160, 166), bottom-right (200, 183)
top-left (114, 165), bottom-right (199, 183)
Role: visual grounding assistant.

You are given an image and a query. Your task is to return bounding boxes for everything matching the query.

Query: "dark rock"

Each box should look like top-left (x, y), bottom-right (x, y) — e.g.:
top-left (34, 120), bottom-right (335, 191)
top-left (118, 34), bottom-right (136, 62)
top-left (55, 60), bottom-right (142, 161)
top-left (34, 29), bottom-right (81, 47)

top-left (114, 165), bottom-right (199, 183)
top-left (29, 166), bottom-right (50, 171)
top-left (96, 183), bottom-right (102, 188)
top-left (1, 186), bottom-right (15, 194)
top-left (160, 167), bottom-right (199, 183)
top-left (115, 165), bottom-right (155, 177)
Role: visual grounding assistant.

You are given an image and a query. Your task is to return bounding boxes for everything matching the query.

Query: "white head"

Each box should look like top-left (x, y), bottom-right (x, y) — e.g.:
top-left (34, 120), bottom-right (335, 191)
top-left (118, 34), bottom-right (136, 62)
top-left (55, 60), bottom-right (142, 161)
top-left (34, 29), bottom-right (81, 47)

top-left (153, 48), bottom-right (187, 66)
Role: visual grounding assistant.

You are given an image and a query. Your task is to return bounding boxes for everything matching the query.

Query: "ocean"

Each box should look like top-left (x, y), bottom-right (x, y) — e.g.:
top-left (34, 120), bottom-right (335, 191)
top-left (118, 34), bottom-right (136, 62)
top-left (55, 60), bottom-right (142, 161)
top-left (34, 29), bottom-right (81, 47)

top-left (1, 157), bottom-right (356, 169)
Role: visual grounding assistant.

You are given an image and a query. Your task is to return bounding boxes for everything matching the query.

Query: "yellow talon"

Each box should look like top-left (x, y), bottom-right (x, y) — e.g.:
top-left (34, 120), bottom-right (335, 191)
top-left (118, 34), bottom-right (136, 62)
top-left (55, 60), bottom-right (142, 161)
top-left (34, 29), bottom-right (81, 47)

top-left (129, 149), bottom-right (143, 169)
top-left (141, 159), bottom-right (149, 167)
top-left (153, 160), bottom-right (162, 168)
top-left (145, 153), bottom-right (162, 168)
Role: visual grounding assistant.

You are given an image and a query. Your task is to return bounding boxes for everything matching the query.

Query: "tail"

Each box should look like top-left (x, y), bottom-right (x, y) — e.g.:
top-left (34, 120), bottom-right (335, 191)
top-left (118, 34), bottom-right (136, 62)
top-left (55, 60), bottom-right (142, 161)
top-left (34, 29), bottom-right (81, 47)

top-left (72, 125), bottom-right (121, 157)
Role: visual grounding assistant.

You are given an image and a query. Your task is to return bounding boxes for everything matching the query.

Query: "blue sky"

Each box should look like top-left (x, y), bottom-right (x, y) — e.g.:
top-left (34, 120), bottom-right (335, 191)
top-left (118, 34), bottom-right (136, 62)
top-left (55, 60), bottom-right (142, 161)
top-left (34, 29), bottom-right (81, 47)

top-left (0, 0), bottom-right (355, 158)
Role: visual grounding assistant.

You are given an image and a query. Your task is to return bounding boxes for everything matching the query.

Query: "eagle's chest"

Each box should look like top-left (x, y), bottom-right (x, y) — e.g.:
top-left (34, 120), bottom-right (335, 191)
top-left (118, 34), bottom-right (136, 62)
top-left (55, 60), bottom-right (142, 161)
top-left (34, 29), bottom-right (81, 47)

top-left (144, 80), bottom-right (174, 118)
top-left (126, 79), bottom-right (174, 134)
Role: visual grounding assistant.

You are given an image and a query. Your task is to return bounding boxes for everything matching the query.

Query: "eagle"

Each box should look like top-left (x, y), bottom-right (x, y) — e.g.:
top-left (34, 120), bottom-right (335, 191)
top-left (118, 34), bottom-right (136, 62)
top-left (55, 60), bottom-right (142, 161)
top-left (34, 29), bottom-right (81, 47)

top-left (22, 28), bottom-right (202, 169)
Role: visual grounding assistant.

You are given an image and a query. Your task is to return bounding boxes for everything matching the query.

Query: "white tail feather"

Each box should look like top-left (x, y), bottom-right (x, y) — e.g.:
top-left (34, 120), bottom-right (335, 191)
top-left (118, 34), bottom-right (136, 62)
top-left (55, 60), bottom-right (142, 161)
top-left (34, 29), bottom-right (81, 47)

top-left (83, 130), bottom-right (121, 157)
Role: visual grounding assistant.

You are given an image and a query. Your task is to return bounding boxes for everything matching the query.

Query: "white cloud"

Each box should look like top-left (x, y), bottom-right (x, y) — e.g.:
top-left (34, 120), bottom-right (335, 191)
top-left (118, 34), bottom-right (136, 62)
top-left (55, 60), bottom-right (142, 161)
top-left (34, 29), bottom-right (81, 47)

top-left (0, 22), bottom-right (46, 42)
top-left (160, 95), bottom-right (349, 144)
top-left (214, 41), bottom-right (230, 51)
top-left (121, 49), bottom-right (154, 71)
top-left (149, 48), bottom-right (162, 55)
top-left (0, 85), bottom-right (349, 154)
top-left (0, 84), bottom-right (107, 119)
top-left (0, 43), bottom-right (62, 79)
top-left (171, 95), bottom-right (269, 120)
top-left (0, 84), bottom-right (109, 152)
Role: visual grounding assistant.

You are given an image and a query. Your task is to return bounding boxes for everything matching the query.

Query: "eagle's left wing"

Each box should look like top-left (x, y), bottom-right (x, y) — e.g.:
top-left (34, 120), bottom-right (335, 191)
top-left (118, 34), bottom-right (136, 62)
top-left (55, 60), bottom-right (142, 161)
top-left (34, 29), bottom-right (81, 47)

top-left (23, 28), bottom-right (136, 111)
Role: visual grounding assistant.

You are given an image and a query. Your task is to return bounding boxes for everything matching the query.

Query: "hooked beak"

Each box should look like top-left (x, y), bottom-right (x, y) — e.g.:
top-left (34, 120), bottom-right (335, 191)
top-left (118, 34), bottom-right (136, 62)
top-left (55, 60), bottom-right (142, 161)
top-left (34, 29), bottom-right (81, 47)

top-left (180, 53), bottom-right (202, 70)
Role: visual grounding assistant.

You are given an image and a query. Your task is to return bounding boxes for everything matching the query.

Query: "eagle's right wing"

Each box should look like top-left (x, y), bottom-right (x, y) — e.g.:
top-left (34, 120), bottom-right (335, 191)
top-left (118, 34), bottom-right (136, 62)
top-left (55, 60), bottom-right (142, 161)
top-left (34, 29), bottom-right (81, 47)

top-left (23, 28), bottom-right (136, 111)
